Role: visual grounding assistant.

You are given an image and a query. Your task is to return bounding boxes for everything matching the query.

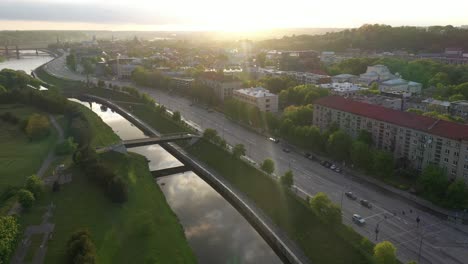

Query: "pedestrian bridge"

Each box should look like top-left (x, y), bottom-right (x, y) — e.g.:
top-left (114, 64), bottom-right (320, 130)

top-left (123, 133), bottom-right (199, 148)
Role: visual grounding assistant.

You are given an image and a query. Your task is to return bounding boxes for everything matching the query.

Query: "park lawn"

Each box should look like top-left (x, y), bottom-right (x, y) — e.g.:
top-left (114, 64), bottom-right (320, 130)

top-left (0, 104), bottom-right (58, 197)
top-left (20, 152), bottom-right (196, 264)
top-left (186, 139), bottom-right (372, 264)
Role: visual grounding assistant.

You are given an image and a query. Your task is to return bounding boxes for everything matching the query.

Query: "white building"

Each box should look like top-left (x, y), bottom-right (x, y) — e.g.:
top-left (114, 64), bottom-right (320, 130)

top-left (358, 65), bottom-right (397, 85)
top-left (332, 74), bottom-right (358, 83)
top-left (380, 78), bottom-right (422, 95)
top-left (320, 82), bottom-right (367, 97)
top-left (233, 87), bottom-right (278, 112)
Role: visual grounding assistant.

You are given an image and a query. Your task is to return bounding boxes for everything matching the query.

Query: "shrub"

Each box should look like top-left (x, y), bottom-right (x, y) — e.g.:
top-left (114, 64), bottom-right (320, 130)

top-left (55, 137), bottom-right (78, 155)
top-left (18, 189), bottom-right (35, 209)
top-left (25, 114), bottom-right (50, 140)
top-left (0, 216), bottom-right (20, 264)
top-left (107, 177), bottom-right (128, 203)
top-left (25, 175), bottom-right (44, 198)
top-left (66, 230), bottom-right (96, 264)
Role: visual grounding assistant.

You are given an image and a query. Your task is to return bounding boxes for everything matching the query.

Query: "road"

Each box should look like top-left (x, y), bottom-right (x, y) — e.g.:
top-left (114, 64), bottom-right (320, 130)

top-left (45, 53), bottom-right (468, 264)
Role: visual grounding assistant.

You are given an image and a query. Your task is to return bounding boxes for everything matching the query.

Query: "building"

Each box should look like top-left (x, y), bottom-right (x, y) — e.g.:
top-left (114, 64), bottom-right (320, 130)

top-left (313, 96), bottom-right (468, 180)
top-left (200, 72), bottom-right (242, 101)
top-left (320, 82), bottom-right (367, 97)
top-left (358, 65), bottom-right (397, 85)
top-left (171, 77), bottom-right (194, 90)
top-left (450, 101), bottom-right (468, 120)
top-left (233, 87), bottom-right (278, 112)
top-left (380, 79), bottom-right (422, 95)
top-left (332, 74), bottom-right (358, 83)
top-left (352, 94), bottom-right (403, 110)
top-left (422, 99), bottom-right (451, 114)
top-left (108, 58), bottom-right (141, 79)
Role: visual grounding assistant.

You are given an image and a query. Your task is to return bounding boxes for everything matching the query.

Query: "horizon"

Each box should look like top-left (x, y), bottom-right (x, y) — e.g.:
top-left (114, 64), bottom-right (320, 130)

top-left (1, 0), bottom-right (467, 31)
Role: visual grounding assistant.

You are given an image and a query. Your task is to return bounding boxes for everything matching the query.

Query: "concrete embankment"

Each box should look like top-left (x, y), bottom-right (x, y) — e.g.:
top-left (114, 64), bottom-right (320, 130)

top-left (80, 94), bottom-right (310, 264)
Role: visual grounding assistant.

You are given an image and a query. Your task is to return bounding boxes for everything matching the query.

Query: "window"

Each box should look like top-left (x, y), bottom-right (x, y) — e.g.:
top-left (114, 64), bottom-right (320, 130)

top-left (451, 169), bottom-right (457, 175)
top-left (265, 104), bottom-right (270, 108)
top-left (266, 99), bottom-right (270, 103)
top-left (445, 149), bottom-right (450, 154)
top-left (454, 151), bottom-right (459, 157)
top-left (464, 164), bottom-right (468, 170)
top-left (453, 160), bottom-right (458, 166)
top-left (444, 158), bottom-right (449, 163)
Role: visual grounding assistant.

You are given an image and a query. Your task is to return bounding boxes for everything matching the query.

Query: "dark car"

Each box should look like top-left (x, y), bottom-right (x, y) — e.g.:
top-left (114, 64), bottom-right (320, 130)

top-left (282, 147), bottom-right (291, 153)
top-left (321, 161), bottom-right (331, 168)
top-left (345, 192), bottom-right (357, 200)
top-left (360, 199), bottom-right (372, 209)
top-left (334, 167), bottom-right (342, 173)
top-left (304, 152), bottom-right (312, 158)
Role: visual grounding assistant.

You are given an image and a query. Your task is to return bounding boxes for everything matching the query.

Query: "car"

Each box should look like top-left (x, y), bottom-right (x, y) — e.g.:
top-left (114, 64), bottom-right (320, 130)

top-left (352, 214), bottom-right (366, 225)
top-left (330, 164), bottom-right (336, 170)
top-left (304, 152), bottom-right (312, 158)
top-left (282, 147), bottom-right (291, 153)
top-left (360, 199), bottom-right (373, 209)
top-left (269, 137), bottom-right (280, 143)
top-left (345, 192), bottom-right (357, 200)
top-left (334, 167), bottom-right (342, 173)
top-left (321, 161), bottom-right (331, 168)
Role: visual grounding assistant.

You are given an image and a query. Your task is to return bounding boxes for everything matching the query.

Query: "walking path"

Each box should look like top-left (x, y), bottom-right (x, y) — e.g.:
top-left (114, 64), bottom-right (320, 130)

top-left (37, 115), bottom-right (64, 178)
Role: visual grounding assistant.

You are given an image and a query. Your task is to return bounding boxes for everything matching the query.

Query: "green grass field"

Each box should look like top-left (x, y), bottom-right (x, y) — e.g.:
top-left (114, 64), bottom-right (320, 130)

top-left (187, 139), bottom-right (372, 264)
top-left (0, 104), bottom-right (57, 197)
top-left (19, 152), bottom-right (196, 264)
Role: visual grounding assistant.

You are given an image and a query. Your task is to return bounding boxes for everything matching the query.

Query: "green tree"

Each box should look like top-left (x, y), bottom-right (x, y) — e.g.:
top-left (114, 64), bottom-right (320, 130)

top-left (327, 130), bottom-right (352, 161)
top-left (350, 141), bottom-right (373, 171)
top-left (55, 137), bottom-right (78, 155)
top-left (26, 174), bottom-right (44, 198)
top-left (203, 128), bottom-right (218, 141)
top-left (449, 93), bottom-right (465, 101)
top-left (261, 158), bottom-right (275, 175)
top-left (455, 83), bottom-right (468, 99)
top-left (419, 165), bottom-right (449, 202)
top-left (25, 114), bottom-right (50, 140)
top-left (373, 150), bottom-right (394, 177)
top-left (309, 192), bottom-right (342, 226)
top-left (0, 84), bottom-right (6, 93)
top-left (280, 170), bottom-right (294, 187)
top-left (373, 241), bottom-right (397, 264)
top-left (172, 111), bottom-right (181, 122)
top-left (357, 130), bottom-right (373, 145)
top-left (66, 54), bottom-right (77, 71)
top-left (0, 216), bottom-right (20, 263)
top-left (67, 230), bottom-right (96, 264)
top-left (445, 179), bottom-right (468, 209)
top-left (232, 144), bottom-right (246, 159)
top-left (18, 189), bottom-right (35, 209)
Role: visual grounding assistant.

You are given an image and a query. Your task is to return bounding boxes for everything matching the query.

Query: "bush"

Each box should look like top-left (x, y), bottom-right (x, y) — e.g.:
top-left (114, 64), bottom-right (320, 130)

top-left (309, 192), bottom-right (342, 226)
top-left (66, 230), bottom-right (96, 264)
top-left (280, 170), bottom-right (294, 187)
top-left (25, 114), bottom-right (50, 140)
top-left (18, 189), bottom-right (35, 209)
top-left (107, 177), bottom-right (128, 203)
top-left (55, 137), bottom-right (78, 155)
top-left (25, 175), bottom-right (44, 198)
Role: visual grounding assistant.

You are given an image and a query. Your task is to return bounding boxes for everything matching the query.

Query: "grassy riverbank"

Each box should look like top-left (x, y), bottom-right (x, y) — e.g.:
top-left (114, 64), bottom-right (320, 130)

top-left (0, 104), bottom-right (58, 204)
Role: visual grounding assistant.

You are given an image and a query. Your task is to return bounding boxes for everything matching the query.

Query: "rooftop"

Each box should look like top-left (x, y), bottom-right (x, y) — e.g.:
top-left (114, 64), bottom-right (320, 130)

top-left (235, 87), bottom-right (276, 98)
top-left (315, 96), bottom-right (468, 140)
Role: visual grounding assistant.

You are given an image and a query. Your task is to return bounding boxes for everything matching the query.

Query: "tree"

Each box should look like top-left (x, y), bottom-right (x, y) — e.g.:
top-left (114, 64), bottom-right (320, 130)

top-left (25, 114), bottom-right (50, 140)
top-left (26, 174), bottom-right (44, 198)
top-left (203, 128), bottom-right (218, 141)
top-left (67, 230), bottom-right (96, 264)
top-left (449, 93), bottom-right (465, 101)
top-left (0, 84), bottom-right (6, 93)
top-left (373, 241), bottom-right (397, 264)
top-left (107, 177), bottom-right (128, 203)
top-left (66, 54), bottom-right (77, 71)
top-left (350, 141), bottom-right (373, 171)
top-left (55, 137), bottom-right (78, 155)
top-left (232, 144), bottom-right (246, 159)
top-left (357, 130), bottom-right (373, 146)
top-left (261, 158), bottom-right (275, 175)
top-left (309, 192), bottom-right (341, 226)
top-left (82, 60), bottom-right (94, 85)
top-left (445, 179), bottom-right (468, 209)
top-left (280, 170), bottom-right (294, 188)
top-left (172, 111), bottom-right (181, 122)
top-left (373, 150), bottom-right (394, 177)
top-left (18, 189), bottom-right (35, 209)
top-left (0, 216), bottom-right (20, 264)
top-left (419, 165), bottom-right (449, 201)
top-left (327, 130), bottom-right (352, 161)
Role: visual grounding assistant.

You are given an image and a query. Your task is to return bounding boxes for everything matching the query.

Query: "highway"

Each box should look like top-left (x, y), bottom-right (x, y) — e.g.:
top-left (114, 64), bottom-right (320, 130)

top-left (45, 54), bottom-right (468, 264)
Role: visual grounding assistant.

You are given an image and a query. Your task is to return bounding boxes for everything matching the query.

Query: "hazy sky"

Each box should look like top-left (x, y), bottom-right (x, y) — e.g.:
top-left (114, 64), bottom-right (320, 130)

top-left (1, 0), bottom-right (467, 31)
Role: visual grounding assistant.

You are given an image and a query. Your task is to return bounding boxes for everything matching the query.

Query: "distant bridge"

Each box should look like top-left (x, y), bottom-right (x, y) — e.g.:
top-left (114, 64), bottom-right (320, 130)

top-left (0, 44), bottom-right (50, 59)
top-left (123, 133), bottom-right (199, 148)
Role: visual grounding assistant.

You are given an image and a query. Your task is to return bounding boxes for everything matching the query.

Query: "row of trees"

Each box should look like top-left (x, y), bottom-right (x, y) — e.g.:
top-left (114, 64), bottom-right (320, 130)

top-left (16, 175), bottom-right (45, 209)
top-left (279, 85), bottom-right (329, 108)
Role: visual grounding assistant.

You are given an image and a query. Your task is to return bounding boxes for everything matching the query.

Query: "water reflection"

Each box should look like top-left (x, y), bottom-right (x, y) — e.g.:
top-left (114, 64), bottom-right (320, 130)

top-left (159, 172), bottom-right (281, 264)
top-left (70, 98), bottom-right (281, 264)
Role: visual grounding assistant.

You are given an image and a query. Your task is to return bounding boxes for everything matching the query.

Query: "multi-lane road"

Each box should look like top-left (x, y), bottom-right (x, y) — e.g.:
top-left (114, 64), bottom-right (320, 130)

top-left (45, 54), bottom-right (468, 264)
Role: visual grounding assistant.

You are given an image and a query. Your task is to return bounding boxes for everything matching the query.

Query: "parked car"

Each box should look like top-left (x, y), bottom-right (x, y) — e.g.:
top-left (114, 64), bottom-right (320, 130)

top-left (330, 164), bottom-right (337, 170)
top-left (352, 214), bottom-right (366, 225)
top-left (321, 161), bottom-right (331, 168)
top-left (334, 167), bottom-right (342, 173)
top-left (345, 192), bottom-right (357, 200)
top-left (269, 137), bottom-right (280, 143)
top-left (360, 199), bottom-right (372, 209)
top-left (304, 152), bottom-right (312, 158)
top-left (282, 147), bottom-right (291, 153)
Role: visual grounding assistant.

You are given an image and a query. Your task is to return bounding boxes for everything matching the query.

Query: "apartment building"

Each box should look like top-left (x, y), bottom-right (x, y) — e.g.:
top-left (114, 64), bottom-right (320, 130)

top-left (233, 87), bottom-right (278, 112)
top-left (200, 72), bottom-right (242, 101)
top-left (171, 77), bottom-right (194, 90)
top-left (313, 96), bottom-right (468, 180)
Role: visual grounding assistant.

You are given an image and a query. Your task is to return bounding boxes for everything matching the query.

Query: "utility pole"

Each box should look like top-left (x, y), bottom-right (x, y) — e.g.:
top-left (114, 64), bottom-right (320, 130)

top-left (417, 235), bottom-right (424, 263)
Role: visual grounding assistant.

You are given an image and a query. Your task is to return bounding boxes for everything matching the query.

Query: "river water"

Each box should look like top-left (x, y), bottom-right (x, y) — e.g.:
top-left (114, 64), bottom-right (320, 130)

top-left (71, 99), bottom-right (281, 264)
top-left (0, 50), bottom-right (53, 73)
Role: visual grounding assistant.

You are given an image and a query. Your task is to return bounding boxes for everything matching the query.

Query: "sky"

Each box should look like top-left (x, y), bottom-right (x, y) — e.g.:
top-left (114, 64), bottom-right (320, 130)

top-left (0, 0), bottom-right (467, 31)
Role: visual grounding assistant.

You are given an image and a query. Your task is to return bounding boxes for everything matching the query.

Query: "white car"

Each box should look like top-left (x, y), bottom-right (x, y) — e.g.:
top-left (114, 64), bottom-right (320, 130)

top-left (352, 214), bottom-right (366, 225)
top-left (269, 137), bottom-right (280, 143)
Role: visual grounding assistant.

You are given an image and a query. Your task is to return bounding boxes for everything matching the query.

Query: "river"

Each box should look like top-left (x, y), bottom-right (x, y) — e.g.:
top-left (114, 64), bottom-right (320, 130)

top-left (71, 99), bottom-right (282, 264)
top-left (0, 50), bottom-right (53, 73)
